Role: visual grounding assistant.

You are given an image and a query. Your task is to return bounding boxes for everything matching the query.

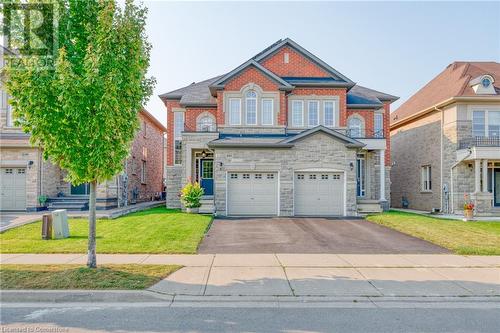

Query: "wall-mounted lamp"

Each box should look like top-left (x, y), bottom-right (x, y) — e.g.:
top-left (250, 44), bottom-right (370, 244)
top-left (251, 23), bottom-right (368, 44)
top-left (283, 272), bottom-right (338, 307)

top-left (28, 160), bottom-right (34, 169)
top-left (391, 161), bottom-right (397, 167)
top-left (349, 162), bottom-right (354, 171)
top-left (201, 150), bottom-right (207, 158)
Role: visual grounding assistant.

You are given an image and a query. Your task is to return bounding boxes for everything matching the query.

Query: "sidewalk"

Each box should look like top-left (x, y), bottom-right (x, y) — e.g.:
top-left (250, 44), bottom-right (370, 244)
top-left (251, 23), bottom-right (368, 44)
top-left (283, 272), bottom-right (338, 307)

top-left (2, 253), bottom-right (499, 297)
top-left (0, 200), bottom-right (165, 232)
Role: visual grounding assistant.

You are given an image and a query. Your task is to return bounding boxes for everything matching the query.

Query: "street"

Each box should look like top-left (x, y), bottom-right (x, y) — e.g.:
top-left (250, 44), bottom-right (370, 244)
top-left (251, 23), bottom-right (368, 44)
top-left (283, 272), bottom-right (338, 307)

top-left (1, 299), bottom-right (500, 333)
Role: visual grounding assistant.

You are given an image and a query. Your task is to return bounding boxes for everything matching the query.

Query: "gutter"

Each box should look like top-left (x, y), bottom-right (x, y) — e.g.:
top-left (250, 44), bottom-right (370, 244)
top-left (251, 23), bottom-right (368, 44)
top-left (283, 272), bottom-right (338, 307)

top-left (208, 142), bottom-right (294, 149)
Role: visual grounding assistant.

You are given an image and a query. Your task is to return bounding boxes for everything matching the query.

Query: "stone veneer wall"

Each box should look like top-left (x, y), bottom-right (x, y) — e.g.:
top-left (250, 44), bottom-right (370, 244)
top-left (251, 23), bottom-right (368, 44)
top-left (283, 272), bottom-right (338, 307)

top-left (213, 132), bottom-right (358, 216)
top-left (165, 166), bottom-right (182, 208)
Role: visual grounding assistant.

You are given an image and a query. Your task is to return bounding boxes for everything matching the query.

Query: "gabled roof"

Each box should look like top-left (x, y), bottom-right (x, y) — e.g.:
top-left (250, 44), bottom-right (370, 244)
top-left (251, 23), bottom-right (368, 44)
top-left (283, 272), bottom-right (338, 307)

top-left (391, 62), bottom-right (500, 125)
top-left (208, 60), bottom-right (293, 96)
top-left (140, 108), bottom-right (167, 132)
top-left (253, 38), bottom-right (355, 87)
top-left (347, 85), bottom-right (399, 109)
top-left (281, 126), bottom-right (365, 148)
top-left (159, 76), bottom-right (221, 106)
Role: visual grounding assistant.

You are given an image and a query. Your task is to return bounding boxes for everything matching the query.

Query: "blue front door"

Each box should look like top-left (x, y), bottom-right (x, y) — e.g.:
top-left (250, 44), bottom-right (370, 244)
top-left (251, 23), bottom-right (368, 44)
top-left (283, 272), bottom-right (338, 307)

top-left (200, 159), bottom-right (214, 196)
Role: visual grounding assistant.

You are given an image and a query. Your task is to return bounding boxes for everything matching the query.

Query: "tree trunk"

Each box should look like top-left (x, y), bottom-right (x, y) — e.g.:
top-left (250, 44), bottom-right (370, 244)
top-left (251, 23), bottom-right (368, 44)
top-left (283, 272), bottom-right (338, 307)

top-left (87, 180), bottom-right (97, 268)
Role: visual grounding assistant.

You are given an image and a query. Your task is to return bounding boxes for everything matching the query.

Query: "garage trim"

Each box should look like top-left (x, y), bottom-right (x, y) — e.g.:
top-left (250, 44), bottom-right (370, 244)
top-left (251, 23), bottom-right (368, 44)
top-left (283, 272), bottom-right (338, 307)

top-left (292, 168), bottom-right (347, 216)
top-left (225, 170), bottom-right (280, 216)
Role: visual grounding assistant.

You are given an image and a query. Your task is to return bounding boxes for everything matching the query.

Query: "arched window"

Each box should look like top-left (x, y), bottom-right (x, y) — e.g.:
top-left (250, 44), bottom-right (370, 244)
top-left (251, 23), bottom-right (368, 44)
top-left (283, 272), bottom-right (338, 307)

top-left (245, 90), bottom-right (257, 125)
top-left (197, 115), bottom-right (216, 132)
top-left (348, 117), bottom-right (363, 138)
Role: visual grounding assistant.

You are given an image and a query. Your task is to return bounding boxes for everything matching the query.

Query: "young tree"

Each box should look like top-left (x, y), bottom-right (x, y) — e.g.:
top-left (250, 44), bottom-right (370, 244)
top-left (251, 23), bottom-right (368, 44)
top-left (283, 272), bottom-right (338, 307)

top-left (4, 0), bottom-right (154, 267)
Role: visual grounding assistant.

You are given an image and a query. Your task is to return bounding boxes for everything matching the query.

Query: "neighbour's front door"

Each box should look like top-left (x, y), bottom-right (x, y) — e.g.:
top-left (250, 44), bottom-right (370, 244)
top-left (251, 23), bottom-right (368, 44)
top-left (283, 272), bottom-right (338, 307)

top-left (495, 170), bottom-right (500, 207)
top-left (200, 159), bottom-right (214, 196)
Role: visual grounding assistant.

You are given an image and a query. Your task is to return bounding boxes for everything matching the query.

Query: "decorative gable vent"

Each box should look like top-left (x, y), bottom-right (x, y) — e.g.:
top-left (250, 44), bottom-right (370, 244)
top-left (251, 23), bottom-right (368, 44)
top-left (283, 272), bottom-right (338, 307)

top-left (470, 74), bottom-right (496, 95)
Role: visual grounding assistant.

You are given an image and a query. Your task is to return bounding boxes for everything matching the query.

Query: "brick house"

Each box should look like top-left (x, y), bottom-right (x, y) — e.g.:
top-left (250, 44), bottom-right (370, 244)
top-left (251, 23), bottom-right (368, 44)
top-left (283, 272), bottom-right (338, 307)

top-left (161, 38), bottom-right (398, 216)
top-left (0, 52), bottom-right (166, 212)
top-left (390, 62), bottom-right (500, 216)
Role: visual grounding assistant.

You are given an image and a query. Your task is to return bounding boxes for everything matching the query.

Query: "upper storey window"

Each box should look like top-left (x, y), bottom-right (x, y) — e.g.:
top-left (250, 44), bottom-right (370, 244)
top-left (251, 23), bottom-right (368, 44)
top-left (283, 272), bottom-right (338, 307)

top-left (308, 101), bottom-right (319, 127)
top-left (289, 98), bottom-right (339, 128)
top-left (324, 101), bottom-right (335, 127)
top-left (374, 112), bottom-right (384, 138)
top-left (229, 98), bottom-right (241, 125)
top-left (473, 110), bottom-right (500, 137)
top-left (348, 117), bottom-right (363, 138)
top-left (292, 101), bottom-right (304, 127)
top-left (262, 99), bottom-right (274, 126)
top-left (245, 91), bottom-right (257, 125)
top-left (197, 115), bottom-right (216, 132)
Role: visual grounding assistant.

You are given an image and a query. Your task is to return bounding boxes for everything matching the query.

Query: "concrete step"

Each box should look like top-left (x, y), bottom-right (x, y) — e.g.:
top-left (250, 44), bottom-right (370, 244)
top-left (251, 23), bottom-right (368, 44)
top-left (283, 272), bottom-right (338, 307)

top-left (357, 200), bottom-right (382, 214)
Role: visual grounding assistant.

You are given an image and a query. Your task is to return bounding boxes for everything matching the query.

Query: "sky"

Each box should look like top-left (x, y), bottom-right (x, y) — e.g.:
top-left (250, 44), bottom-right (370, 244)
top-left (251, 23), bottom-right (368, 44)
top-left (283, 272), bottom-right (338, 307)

top-left (143, 1), bottom-right (500, 126)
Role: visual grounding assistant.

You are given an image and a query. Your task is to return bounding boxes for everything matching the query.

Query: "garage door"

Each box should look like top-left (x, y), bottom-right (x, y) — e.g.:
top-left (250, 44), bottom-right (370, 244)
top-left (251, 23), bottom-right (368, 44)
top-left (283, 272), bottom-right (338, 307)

top-left (294, 172), bottom-right (344, 216)
top-left (227, 172), bottom-right (278, 216)
top-left (0, 167), bottom-right (27, 210)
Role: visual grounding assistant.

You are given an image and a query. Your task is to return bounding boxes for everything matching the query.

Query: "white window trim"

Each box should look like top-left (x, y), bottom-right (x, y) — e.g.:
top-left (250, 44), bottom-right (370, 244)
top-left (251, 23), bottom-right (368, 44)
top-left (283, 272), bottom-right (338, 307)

top-left (245, 93), bottom-right (257, 125)
top-left (307, 100), bottom-right (319, 127)
top-left (323, 100), bottom-right (336, 127)
top-left (173, 111), bottom-right (184, 166)
top-left (292, 100), bottom-right (304, 127)
top-left (261, 98), bottom-right (274, 126)
top-left (229, 98), bottom-right (242, 126)
top-left (347, 115), bottom-right (364, 138)
top-left (374, 112), bottom-right (384, 137)
top-left (473, 109), bottom-right (500, 137)
top-left (421, 165), bottom-right (432, 192)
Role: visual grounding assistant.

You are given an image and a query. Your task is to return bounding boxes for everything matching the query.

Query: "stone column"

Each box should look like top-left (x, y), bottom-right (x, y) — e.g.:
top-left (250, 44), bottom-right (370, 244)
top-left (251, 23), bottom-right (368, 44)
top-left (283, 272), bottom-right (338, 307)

top-left (474, 159), bottom-right (481, 193)
top-left (379, 149), bottom-right (386, 201)
top-left (482, 159), bottom-right (489, 192)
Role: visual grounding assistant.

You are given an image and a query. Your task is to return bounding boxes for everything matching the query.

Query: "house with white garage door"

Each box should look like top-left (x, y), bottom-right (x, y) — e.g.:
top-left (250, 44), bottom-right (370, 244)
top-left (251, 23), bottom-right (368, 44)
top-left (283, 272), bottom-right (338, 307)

top-left (161, 38), bottom-right (398, 216)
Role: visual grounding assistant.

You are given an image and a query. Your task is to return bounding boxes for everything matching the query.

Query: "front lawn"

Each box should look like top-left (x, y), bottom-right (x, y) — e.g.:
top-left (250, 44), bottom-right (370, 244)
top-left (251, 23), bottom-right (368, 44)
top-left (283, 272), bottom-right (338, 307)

top-left (0, 264), bottom-right (181, 289)
top-left (367, 210), bottom-right (500, 255)
top-left (1, 207), bottom-right (212, 254)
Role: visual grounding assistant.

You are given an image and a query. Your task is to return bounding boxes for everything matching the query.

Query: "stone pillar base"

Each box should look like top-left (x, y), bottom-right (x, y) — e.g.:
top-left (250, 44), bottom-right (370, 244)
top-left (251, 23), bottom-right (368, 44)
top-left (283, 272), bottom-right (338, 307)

top-left (379, 200), bottom-right (390, 211)
top-left (470, 192), bottom-right (493, 216)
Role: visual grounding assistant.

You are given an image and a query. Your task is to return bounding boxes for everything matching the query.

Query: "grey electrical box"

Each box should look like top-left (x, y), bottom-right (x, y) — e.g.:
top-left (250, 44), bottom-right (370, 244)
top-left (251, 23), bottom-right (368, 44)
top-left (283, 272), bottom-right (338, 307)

top-left (52, 209), bottom-right (70, 239)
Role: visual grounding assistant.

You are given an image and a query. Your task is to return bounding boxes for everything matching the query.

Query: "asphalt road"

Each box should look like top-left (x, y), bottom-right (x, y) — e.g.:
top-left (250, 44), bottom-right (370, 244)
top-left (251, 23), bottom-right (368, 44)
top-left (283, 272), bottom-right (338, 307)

top-left (1, 302), bottom-right (499, 333)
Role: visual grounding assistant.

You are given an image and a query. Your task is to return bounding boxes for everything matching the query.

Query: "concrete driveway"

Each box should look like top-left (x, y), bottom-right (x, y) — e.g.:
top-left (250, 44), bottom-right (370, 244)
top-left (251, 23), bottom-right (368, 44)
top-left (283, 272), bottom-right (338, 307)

top-left (198, 217), bottom-right (450, 254)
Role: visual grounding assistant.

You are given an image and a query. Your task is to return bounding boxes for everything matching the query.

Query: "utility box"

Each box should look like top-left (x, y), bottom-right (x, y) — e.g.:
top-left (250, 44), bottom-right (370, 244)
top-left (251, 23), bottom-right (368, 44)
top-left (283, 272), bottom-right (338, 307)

top-left (41, 214), bottom-right (53, 240)
top-left (52, 209), bottom-right (70, 239)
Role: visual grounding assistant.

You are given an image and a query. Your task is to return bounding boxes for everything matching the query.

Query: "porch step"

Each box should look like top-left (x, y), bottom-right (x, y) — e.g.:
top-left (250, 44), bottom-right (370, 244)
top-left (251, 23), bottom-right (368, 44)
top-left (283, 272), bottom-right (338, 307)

top-left (357, 200), bottom-right (383, 214)
top-left (199, 199), bottom-right (215, 214)
top-left (47, 197), bottom-right (89, 211)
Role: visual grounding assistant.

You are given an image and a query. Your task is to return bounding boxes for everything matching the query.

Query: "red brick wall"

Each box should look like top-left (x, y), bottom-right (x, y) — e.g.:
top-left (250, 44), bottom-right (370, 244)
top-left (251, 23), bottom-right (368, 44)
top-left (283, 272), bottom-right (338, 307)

top-left (127, 112), bottom-right (165, 201)
top-left (346, 109), bottom-right (375, 135)
top-left (224, 66), bottom-right (279, 91)
top-left (260, 46), bottom-right (330, 77)
top-left (164, 99), bottom-right (180, 166)
top-left (383, 102), bottom-right (391, 165)
top-left (184, 107), bottom-right (217, 132)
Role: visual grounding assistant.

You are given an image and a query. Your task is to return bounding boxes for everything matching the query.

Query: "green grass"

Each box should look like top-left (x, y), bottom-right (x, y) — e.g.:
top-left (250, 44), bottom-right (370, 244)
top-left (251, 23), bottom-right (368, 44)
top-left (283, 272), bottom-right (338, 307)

top-left (0, 264), bottom-right (181, 289)
top-left (1, 207), bottom-right (212, 254)
top-left (367, 210), bottom-right (500, 255)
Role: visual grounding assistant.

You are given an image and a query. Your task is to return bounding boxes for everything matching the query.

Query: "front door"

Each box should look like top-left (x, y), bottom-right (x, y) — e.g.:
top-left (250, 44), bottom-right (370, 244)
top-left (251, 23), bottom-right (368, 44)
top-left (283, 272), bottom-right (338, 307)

top-left (200, 159), bottom-right (214, 196)
top-left (71, 183), bottom-right (89, 195)
top-left (495, 169), bottom-right (500, 207)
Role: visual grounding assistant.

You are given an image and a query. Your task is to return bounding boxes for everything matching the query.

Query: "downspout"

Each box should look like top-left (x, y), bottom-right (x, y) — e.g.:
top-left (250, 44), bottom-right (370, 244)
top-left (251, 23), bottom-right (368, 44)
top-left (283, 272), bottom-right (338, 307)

top-left (450, 149), bottom-right (472, 214)
top-left (435, 106), bottom-right (444, 213)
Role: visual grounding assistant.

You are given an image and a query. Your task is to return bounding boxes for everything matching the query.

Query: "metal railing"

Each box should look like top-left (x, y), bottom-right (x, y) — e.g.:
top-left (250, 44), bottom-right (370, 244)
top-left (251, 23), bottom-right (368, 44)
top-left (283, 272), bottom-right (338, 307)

top-left (345, 129), bottom-right (385, 139)
top-left (458, 136), bottom-right (500, 149)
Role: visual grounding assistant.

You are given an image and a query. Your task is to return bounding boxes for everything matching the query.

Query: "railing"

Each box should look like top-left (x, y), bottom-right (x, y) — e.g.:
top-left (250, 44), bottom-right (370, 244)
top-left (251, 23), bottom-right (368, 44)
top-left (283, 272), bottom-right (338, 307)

top-left (345, 129), bottom-right (385, 139)
top-left (458, 136), bottom-right (500, 150)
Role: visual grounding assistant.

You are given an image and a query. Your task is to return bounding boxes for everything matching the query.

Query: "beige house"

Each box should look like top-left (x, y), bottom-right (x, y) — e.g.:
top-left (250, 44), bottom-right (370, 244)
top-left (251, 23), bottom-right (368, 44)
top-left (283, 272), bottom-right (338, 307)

top-left (390, 62), bottom-right (500, 216)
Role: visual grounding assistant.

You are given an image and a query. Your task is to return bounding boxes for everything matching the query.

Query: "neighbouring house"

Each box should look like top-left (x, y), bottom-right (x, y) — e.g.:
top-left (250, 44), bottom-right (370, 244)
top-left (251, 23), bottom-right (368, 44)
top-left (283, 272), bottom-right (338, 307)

top-left (390, 61), bottom-right (500, 216)
top-left (1, 47), bottom-right (166, 211)
top-left (160, 38), bottom-right (398, 216)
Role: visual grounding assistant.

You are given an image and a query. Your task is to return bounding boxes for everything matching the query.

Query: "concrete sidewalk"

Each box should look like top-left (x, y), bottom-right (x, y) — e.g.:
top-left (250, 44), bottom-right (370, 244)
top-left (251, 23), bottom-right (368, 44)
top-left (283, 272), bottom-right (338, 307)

top-left (2, 253), bottom-right (499, 297)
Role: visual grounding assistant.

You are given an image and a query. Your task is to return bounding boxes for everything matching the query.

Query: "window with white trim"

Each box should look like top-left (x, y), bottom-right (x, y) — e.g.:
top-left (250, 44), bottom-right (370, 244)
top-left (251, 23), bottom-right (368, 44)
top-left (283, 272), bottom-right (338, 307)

top-left (174, 112), bottom-right (184, 165)
top-left (324, 101), bottom-right (335, 127)
top-left (348, 117), bottom-right (363, 138)
top-left (374, 113), bottom-right (384, 138)
top-left (292, 100), bottom-right (303, 127)
top-left (421, 165), bottom-right (432, 192)
top-left (197, 115), bottom-right (216, 132)
top-left (488, 111), bottom-right (500, 137)
top-left (261, 99), bottom-right (274, 125)
top-left (141, 160), bottom-right (147, 183)
top-left (472, 111), bottom-right (485, 137)
top-left (356, 153), bottom-right (366, 197)
top-left (308, 101), bottom-right (319, 127)
top-left (472, 110), bottom-right (500, 137)
top-left (245, 91), bottom-right (257, 125)
top-left (229, 98), bottom-right (241, 125)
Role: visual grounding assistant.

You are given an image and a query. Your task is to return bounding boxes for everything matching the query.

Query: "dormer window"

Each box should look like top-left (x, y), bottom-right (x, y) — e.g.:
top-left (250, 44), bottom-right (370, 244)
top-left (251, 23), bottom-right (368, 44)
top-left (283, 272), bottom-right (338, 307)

top-left (470, 74), bottom-right (496, 95)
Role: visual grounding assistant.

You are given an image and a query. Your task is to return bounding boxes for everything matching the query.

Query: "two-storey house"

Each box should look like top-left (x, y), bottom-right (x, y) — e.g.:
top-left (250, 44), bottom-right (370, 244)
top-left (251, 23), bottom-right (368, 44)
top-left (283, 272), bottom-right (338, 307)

top-left (390, 62), bottom-right (500, 216)
top-left (161, 39), bottom-right (398, 216)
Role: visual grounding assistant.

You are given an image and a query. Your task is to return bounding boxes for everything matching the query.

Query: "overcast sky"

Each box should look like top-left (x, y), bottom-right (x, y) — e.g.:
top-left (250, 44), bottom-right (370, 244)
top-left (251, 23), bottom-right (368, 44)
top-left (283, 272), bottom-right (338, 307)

top-left (143, 1), bottom-right (500, 126)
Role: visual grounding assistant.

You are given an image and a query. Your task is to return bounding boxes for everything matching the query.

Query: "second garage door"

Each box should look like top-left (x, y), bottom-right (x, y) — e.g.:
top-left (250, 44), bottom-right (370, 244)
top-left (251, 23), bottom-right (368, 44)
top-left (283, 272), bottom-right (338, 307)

top-left (0, 167), bottom-right (27, 211)
top-left (294, 172), bottom-right (344, 216)
top-left (227, 172), bottom-right (278, 216)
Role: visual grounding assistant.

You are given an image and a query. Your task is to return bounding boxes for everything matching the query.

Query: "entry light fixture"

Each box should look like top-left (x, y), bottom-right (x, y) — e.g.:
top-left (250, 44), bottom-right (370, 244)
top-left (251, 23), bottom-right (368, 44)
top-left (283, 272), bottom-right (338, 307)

top-left (201, 150), bottom-right (207, 158)
top-left (349, 162), bottom-right (354, 171)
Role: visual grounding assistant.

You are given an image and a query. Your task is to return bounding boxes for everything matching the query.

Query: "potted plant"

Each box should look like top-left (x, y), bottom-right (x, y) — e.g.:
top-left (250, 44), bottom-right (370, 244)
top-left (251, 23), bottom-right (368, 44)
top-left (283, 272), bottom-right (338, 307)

top-left (38, 195), bottom-right (48, 210)
top-left (180, 181), bottom-right (204, 213)
top-left (463, 194), bottom-right (475, 221)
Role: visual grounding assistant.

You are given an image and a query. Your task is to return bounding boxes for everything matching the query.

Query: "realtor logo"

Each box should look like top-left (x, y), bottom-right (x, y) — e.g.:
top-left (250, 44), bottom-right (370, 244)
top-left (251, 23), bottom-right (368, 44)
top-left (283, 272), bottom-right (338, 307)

top-left (2, 1), bottom-right (58, 69)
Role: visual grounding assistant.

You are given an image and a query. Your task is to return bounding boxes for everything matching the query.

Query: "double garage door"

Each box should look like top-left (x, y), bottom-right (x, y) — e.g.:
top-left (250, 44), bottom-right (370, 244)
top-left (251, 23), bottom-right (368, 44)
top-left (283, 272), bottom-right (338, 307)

top-left (0, 167), bottom-right (27, 211)
top-left (226, 171), bottom-right (344, 216)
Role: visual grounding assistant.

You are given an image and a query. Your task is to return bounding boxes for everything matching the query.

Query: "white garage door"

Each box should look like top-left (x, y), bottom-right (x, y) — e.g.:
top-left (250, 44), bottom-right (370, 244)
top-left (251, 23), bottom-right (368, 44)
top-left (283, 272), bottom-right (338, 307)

top-left (0, 167), bottom-right (27, 211)
top-left (227, 172), bottom-right (278, 216)
top-left (294, 172), bottom-right (344, 216)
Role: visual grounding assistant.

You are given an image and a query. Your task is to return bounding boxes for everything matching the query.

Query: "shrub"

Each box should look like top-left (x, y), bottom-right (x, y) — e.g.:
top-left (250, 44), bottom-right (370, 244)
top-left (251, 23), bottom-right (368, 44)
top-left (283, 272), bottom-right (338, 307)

top-left (180, 181), bottom-right (204, 208)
